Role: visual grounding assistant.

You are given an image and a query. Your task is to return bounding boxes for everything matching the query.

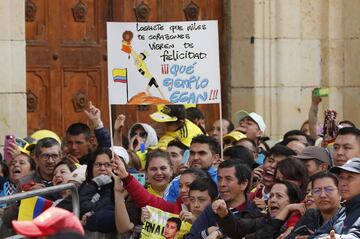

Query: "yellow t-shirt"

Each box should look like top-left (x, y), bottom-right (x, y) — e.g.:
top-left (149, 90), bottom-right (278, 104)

top-left (146, 185), bottom-right (163, 198)
top-left (156, 119), bottom-right (204, 149)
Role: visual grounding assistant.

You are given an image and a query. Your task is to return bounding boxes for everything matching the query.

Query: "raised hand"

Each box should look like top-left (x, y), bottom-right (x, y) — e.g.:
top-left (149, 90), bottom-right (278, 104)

top-left (211, 199), bottom-right (228, 218)
top-left (84, 101), bottom-right (102, 128)
top-left (253, 197), bottom-right (267, 210)
top-left (67, 154), bottom-right (80, 164)
top-left (112, 154), bottom-right (129, 179)
top-left (7, 141), bottom-right (21, 160)
top-left (114, 114), bottom-right (126, 131)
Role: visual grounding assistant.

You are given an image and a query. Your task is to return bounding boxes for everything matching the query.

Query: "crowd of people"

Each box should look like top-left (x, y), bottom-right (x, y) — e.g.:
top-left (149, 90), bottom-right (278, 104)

top-left (0, 98), bottom-right (359, 239)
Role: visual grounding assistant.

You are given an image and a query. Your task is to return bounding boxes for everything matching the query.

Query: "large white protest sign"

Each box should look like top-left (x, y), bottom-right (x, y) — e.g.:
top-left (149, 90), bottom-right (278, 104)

top-left (107, 20), bottom-right (221, 105)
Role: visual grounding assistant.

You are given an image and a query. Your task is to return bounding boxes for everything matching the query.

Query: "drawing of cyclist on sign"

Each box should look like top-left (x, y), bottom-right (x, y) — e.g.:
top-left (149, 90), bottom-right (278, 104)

top-left (121, 30), bottom-right (166, 100)
top-left (131, 49), bottom-right (166, 99)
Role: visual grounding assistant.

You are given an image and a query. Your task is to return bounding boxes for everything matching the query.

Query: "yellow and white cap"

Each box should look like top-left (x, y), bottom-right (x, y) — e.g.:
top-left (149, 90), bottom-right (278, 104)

top-left (150, 105), bottom-right (179, 123)
top-left (223, 130), bottom-right (247, 142)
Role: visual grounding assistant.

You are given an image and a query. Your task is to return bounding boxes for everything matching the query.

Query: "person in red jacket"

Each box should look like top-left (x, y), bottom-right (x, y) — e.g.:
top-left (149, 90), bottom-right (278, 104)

top-left (112, 153), bottom-right (212, 237)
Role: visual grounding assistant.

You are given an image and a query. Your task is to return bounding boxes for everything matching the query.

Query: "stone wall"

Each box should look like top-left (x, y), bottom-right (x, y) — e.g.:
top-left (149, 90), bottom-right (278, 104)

top-left (0, 0), bottom-right (27, 147)
top-left (230, 0), bottom-right (360, 140)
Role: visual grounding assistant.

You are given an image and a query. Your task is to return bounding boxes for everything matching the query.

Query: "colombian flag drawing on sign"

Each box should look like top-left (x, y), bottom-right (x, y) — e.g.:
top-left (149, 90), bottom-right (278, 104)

top-left (18, 196), bottom-right (53, 221)
top-left (113, 68), bottom-right (127, 83)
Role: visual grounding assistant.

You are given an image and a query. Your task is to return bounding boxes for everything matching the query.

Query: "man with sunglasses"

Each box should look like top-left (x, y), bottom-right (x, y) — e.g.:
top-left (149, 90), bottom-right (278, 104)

top-left (127, 122), bottom-right (158, 170)
top-left (309, 158), bottom-right (360, 238)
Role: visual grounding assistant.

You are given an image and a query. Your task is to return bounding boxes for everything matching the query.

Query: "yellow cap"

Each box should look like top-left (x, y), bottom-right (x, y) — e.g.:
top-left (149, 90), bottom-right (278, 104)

top-left (150, 105), bottom-right (178, 123)
top-left (26, 130), bottom-right (62, 151)
top-left (223, 130), bottom-right (246, 142)
top-left (30, 130), bottom-right (61, 144)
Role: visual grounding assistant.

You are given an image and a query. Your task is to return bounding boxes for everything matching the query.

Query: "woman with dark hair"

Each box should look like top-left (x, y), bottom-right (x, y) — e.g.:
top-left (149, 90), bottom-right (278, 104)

top-left (113, 153), bottom-right (209, 237)
top-left (52, 160), bottom-right (77, 186)
top-left (275, 157), bottom-right (309, 196)
top-left (274, 157), bottom-right (309, 237)
top-left (75, 147), bottom-right (120, 237)
top-left (211, 180), bottom-right (305, 239)
top-left (116, 147), bottom-right (174, 232)
top-left (286, 172), bottom-right (341, 238)
top-left (51, 159), bottom-right (77, 208)
top-left (78, 147), bottom-right (114, 217)
top-left (0, 153), bottom-right (35, 202)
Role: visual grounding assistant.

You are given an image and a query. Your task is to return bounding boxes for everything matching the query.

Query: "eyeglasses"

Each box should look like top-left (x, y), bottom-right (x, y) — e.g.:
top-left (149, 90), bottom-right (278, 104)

top-left (130, 131), bottom-right (147, 138)
top-left (94, 162), bottom-right (112, 168)
top-left (39, 153), bottom-right (60, 160)
top-left (312, 186), bottom-right (337, 197)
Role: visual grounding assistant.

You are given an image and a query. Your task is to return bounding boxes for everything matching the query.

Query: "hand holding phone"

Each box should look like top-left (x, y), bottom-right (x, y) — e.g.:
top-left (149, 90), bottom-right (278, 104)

top-left (131, 173), bottom-right (146, 186)
top-left (4, 135), bottom-right (15, 161)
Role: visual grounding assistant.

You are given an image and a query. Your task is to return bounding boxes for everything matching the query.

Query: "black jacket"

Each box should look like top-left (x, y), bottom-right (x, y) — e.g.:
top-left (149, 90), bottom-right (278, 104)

top-left (216, 212), bottom-right (284, 239)
top-left (309, 193), bottom-right (360, 238)
top-left (78, 180), bottom-right (114, 217)
top-left (79, 127), bottom-right (112, 165)
top-left (185, 201), bottom-right (260, 239)
top-left (286, 208), bottom-right (324, 239)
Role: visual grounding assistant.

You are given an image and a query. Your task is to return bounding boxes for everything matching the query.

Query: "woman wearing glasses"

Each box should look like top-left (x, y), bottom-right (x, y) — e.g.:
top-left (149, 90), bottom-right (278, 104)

top-left (287, 172), bottom-right (341, 238)
top-left (78, 147), bottom-right (114, 218)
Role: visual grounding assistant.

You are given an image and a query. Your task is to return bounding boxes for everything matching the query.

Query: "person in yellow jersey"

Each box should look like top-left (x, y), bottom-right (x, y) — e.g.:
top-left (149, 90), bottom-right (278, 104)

top-left (150, 104), bottom-right (204, 149)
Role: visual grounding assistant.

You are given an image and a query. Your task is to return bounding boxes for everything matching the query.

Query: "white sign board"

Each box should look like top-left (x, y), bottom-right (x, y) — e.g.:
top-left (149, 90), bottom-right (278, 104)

top-left (107, 20), bottom-right (221, 105)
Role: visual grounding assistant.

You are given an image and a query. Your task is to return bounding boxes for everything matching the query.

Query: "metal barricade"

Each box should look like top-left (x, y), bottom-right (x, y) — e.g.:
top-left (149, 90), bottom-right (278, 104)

top-left (0, 183), bottom-right (80, 239)
top-left (0, 183), bottom-right (80, 217)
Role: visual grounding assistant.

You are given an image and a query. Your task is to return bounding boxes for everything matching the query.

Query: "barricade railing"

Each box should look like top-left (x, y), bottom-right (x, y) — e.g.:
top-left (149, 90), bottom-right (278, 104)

top-left (0, 183), bottom-right (79, 239)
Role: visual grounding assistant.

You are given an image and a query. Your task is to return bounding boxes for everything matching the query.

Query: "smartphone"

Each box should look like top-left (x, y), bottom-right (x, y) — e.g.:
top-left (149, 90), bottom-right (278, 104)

top-left (4, 135), bottom-right (15, 161)
top-left (131, 173), bottom-right (146, 186)
top-left (313, 88), bottom-right (329, 97)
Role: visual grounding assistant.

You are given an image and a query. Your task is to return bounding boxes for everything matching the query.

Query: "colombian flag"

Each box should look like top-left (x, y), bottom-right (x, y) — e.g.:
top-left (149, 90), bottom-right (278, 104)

top-left (113, 68), bottom-right (127, 83)
top-left (18, 196), bottom-right (53, 221)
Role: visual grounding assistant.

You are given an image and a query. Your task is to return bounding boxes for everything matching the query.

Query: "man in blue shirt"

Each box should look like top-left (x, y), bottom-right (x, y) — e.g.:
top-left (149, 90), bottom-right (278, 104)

top-left (164, 135), bottom-right (220, 203)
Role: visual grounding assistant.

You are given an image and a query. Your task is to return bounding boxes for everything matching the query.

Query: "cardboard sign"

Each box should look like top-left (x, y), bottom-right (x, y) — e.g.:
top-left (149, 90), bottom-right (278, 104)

top-left (107, 21), bottom-right (221, 105)
top-left (141, 206), bottom-right (191, 239)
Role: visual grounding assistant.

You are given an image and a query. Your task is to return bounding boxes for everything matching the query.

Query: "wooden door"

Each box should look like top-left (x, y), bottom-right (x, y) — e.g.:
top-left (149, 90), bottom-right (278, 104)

top-left (26, 0), bottom-right (227, 137)
top-left (26, 0), bottom-right (109, 137)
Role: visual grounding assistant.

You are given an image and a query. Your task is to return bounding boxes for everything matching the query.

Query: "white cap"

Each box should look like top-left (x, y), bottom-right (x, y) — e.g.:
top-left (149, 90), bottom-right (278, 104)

top-left (236, 110), bottom-right (266, 133)
top-left (112, 146), bottom-right (130, 164)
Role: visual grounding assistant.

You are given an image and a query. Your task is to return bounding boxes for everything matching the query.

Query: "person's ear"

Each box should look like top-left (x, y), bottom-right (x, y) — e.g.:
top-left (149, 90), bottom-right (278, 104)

top-left (256, 130), bottom-right (263, 138)
top-left (240, 180), bottom-right (249, 191)
top-left (212, 153), bottom-right (221, 163)
top-left (319, 163), bottom-right (329, 172)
